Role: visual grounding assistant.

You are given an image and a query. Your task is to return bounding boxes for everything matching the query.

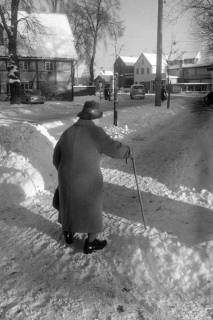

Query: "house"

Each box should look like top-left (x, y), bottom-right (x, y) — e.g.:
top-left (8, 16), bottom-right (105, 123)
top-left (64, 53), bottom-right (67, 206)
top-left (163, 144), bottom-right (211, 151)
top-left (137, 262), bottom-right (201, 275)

top-left (0, 12), bottom-right (77, 99)
top-left (134, 53), bottom-right (167, 93)
top-left (167, 51), bottom-right (201, 82)
top-left (114, 56), bottom-right (138, 89)
top-left (168, 51), bottom-right (200, 67)
top-left (168, 50), bottom-right (213, 92)
top-left (94, 70), bottom-right (113, 90)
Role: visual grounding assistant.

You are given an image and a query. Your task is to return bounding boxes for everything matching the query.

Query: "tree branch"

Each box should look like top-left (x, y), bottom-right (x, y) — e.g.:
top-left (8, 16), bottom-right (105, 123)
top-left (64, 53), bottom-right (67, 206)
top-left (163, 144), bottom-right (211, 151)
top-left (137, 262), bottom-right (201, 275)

top-left (0, 5), bottom-right (11, 37)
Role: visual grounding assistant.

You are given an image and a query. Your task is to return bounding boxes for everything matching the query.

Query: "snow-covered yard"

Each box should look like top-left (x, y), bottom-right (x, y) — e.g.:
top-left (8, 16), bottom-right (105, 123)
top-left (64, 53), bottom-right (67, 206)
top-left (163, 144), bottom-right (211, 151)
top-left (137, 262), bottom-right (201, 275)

top-left (0, 100), bottom-right (212, 320)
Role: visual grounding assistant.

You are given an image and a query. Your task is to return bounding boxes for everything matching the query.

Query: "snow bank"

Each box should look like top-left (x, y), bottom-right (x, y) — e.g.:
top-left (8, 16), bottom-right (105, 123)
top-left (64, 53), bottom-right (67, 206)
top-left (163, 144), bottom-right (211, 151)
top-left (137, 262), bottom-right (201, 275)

top-left (0, 106), bottom-right (212, 319)
top-left (0, 121), bottom-right (57, 205)
top-left (102, 213), bottom-right (212, 320)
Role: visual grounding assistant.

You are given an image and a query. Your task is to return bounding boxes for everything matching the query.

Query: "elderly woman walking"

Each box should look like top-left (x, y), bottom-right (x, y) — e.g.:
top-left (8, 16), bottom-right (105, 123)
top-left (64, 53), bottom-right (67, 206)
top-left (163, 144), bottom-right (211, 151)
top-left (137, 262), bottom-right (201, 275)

top-left (53, 100), bottom-right (131, 254)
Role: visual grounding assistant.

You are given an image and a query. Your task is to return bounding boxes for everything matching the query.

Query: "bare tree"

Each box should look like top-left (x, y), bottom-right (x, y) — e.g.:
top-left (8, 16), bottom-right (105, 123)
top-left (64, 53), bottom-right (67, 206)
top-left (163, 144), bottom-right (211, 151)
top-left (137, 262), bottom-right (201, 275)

top-left (45, 0), bottom-right (66, 12)
top-left (0, 0), bottom-right (21, 103)
top-left (189, 0), bottom-right (213, 48)
top-left (166, 0), bottom-right (213, 50)
top-left (43, 0), bottom-right (124, 85)
top-left (67, 0), bottom-right (124, 85)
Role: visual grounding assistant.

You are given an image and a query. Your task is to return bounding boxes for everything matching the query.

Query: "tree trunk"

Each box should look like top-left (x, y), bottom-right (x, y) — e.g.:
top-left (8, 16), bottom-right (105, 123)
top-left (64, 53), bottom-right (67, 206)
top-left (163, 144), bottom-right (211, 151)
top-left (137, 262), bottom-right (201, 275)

top-left (7, 53), bottom-right (21, 104)
top-left (89, 56), bottom-right (95, 85)
top-left (89, 33), bottom-right (98, 85)
top-left (8, 0), bottom-right (21, 104)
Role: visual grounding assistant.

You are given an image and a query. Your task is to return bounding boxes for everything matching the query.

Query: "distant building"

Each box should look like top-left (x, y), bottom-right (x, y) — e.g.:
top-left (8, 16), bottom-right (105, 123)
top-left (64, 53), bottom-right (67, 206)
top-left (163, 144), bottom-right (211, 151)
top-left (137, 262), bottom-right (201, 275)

top-left (0, 12), bottom-right (77, 98)
top-left (168, 50), bottom-right (213, 92)
top-left (94, 70), bottom-right (113, 89)
top-left (114, 56), bottom-right (138, 89)
top-left (134, 53), bottom-right (167, 92)
top-left (168, 51), bottom-right (200, 67)
top-left (167, 51), bottom-right (201, 82)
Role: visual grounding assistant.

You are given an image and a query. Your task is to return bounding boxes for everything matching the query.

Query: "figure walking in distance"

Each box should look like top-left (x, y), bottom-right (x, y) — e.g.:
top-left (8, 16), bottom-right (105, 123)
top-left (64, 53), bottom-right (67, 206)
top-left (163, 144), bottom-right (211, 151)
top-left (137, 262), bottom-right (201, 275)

top-left (161, 86), bottom-right (167, 101)
top-left (53, 100), bottom-right (131, 254)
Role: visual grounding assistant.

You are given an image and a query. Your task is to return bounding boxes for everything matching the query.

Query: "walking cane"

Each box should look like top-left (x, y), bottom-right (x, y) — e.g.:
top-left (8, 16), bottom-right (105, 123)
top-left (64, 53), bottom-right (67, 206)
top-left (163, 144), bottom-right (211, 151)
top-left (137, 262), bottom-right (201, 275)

top-left (131, 156), bottom-right (147, 230)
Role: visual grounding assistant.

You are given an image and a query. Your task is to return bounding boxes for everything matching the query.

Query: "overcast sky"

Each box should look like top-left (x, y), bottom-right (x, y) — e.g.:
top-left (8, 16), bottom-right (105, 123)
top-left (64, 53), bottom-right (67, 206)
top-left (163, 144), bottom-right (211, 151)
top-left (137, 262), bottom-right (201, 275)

top-left (93, 0), bottom-right (199, 73)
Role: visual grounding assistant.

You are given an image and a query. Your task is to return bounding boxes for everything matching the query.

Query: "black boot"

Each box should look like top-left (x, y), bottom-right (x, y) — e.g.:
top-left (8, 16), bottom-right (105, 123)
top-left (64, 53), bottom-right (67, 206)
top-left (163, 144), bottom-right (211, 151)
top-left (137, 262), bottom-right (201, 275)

top-left (63, 231), bottom-right (74, 244)
top-left (83, 238), bottom-right (107, 254)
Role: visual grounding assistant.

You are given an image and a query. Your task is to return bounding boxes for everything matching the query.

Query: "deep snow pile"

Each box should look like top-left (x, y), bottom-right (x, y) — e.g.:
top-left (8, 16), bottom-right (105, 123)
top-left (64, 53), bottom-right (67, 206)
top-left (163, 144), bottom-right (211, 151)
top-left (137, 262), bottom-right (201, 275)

top-left (0, 109), bottom-right (213, 319)
top-left (0, 120), bottom-right (57, 206)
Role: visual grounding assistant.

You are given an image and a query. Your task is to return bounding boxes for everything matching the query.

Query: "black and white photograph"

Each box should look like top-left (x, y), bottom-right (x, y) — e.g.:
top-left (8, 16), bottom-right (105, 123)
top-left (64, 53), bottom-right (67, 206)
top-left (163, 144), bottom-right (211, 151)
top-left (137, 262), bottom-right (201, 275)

top-left (0, 0), bottom-right (213, 319)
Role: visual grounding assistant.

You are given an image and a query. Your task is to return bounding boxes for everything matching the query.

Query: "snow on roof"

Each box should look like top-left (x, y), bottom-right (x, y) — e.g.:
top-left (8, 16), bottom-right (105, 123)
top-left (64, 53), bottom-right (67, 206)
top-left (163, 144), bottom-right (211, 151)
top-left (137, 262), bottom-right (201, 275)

top-left (120, 56), bottom-right (138, 66)
top-left (17, 12), bottom-right (77, 60)
top-left (142, 52), bottom-right (167, 66)
top-left (169, 51), bottom-right (200, 62)
top-left (94, 70), bottom-right (113, 81)
top-left (182, 51), bottom-right (200, 60)
top-left (143, 53), bottom-right (156, 65)
top-left (99, 70), bottom-right (113, 76)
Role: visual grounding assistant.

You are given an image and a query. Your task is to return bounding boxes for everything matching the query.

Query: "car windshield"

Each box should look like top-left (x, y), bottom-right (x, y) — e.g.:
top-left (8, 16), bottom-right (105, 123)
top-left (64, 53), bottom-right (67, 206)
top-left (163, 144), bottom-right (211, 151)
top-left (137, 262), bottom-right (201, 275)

top-left (133, 86), bottom-right (144, 89)
top-left (27, 89), bottom-right (41, 95)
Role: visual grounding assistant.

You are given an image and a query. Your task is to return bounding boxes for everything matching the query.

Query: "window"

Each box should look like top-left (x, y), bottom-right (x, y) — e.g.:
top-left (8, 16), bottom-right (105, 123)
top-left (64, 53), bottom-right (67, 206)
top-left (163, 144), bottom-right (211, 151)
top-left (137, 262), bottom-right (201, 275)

top-left (45, 61), bottom-right (55, 71)
top-left (184, 69), bottom-right (188, 76)
top-left (19, 61), bottom-right (29, 71)
top-left (147, 67), bottom-right (150, 74)
top-left (29, 61), bottom-right (36, 71)
top-left (188, 68), bottom-right (195, 76)
top-left (184, 58), bottom-right (194, 64)
top-left (136, 68), bottom-right (139, 74)
top-left (0, 61), bottom-right (6, 71)
top-left (21, 82), bottom-right (30, 90)
top-left (141, 68), bottom-right (144, 74)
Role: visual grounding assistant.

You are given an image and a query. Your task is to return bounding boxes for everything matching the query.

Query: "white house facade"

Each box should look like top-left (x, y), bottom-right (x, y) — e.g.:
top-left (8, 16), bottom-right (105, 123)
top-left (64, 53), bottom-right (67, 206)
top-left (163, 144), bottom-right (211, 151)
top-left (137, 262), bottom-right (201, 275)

top-left (134, 53), bottom-right (167, 92)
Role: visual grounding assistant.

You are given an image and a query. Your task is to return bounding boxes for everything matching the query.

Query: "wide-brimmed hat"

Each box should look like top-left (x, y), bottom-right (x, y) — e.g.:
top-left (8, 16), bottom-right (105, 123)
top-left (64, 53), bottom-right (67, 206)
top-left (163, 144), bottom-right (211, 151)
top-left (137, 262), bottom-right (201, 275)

top-left (77, 100), bottom-right (103, 120)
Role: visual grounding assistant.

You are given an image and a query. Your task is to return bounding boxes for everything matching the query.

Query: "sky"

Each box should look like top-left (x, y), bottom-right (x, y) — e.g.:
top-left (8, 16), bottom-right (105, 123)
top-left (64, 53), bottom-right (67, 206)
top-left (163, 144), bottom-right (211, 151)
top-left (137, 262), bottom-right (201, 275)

top-left (92, 0), bottom-right (200, 74)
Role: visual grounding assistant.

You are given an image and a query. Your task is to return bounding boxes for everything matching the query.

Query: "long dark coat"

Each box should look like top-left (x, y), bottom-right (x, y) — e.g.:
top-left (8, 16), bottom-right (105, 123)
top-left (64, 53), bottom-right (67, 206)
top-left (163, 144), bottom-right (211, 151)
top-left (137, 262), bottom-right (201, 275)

top-left (53, 119), bottom-right (130, 234)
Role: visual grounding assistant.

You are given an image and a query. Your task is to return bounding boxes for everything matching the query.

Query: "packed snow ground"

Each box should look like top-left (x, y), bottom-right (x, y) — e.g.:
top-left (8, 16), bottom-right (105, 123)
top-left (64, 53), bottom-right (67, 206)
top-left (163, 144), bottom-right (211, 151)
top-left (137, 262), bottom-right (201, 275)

top-left (0, 100), bottom-right (212, 320)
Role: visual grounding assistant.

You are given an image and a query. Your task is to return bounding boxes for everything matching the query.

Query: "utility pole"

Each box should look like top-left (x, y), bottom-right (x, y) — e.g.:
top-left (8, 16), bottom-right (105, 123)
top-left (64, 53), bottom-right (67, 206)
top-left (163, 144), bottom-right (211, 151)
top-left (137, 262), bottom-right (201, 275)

top-left (113, 72), bottom-right (118, 126)
top-left (167, 80), bottom-right (171, 109)
top-left (155, 0), bottom-right (163, 106)
top-left (112, 31), bottom-right (119, 126)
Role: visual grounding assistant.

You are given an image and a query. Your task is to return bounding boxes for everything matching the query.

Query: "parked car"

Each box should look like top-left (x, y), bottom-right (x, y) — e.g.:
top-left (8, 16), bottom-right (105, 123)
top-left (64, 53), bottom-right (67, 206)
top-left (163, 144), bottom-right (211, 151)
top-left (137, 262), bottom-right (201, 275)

top-left (21, 89), bottom-right (46, 104)
top-left (130, 84), bottom-right (145, 99)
